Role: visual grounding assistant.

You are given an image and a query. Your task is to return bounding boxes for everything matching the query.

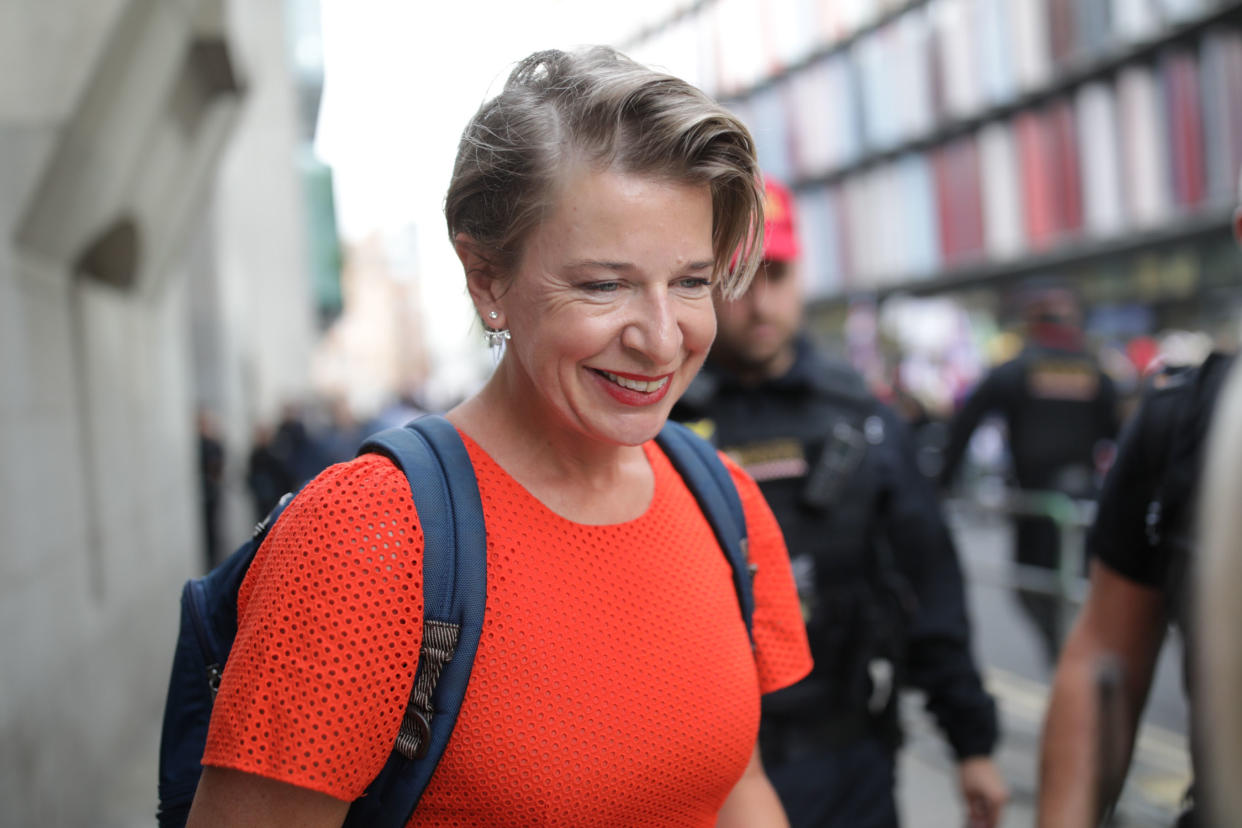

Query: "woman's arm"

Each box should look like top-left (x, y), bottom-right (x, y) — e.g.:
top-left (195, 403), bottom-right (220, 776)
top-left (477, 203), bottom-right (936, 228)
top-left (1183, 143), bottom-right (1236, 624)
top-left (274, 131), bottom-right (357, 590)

top-left (187, 766), bottom-right (350, 828)
top-left (716, 745), bottom-right (789, 828)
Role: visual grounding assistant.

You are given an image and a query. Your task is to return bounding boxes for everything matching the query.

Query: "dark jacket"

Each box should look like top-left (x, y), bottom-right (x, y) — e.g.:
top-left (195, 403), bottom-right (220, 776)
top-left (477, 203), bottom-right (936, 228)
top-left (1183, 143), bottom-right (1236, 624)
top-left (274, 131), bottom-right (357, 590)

top-left (674, 338), bottom-right (998, 760)
top-left (939, 343), bottom-right (1118, 493)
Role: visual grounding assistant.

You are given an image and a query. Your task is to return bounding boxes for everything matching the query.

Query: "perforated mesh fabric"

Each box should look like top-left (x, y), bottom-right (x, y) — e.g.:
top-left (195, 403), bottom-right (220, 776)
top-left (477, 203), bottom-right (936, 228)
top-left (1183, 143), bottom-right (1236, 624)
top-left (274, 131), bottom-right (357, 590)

top-left (204, 432), bottom-right (811, 826)
top-left (204, 457), bottom-right (424, 796)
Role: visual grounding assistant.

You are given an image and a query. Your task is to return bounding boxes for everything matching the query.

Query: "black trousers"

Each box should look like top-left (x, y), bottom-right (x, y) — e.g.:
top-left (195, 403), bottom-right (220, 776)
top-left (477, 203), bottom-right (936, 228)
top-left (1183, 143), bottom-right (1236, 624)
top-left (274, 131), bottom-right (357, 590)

top-left (1014, 514), bottom-right (1064, 667)
top-left (765, 736), bottom-right (899, 828)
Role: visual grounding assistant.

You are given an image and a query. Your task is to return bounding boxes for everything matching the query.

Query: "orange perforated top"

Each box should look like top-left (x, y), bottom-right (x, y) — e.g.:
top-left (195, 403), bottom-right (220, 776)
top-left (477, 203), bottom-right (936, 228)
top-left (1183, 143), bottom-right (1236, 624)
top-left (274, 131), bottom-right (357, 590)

top-left (204, 431), bottom-right (812, 826)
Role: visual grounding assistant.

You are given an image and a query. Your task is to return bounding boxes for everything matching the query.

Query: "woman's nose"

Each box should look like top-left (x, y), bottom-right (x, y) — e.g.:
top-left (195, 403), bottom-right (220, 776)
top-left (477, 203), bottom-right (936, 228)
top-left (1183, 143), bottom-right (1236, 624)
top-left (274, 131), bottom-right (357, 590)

top-left (620, 290), bottom-right (682, 365)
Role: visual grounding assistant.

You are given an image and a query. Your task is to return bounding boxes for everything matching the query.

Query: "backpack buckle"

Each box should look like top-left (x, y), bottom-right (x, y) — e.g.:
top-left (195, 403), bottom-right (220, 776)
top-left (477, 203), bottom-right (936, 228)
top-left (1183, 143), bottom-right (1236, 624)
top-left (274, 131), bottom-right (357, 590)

top-left (395, 710), bottom-right (432, 760)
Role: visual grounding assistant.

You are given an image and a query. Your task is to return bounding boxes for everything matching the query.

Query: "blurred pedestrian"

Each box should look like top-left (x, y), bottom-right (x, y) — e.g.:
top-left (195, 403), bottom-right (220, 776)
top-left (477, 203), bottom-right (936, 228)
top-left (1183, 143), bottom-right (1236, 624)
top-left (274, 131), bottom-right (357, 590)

top-left (244, 423), bottom-right (293, 523)
top-left (939, 283), bottom-right (1119, 666)
top-left (674, 177), bottom-right (1006, 828)
top-left (186, 46), bottom-right (810, 826)
top-left (196, 406), bottom-right (225, 571)
top-left (269, 401), bottom-right (326, 487)
top-left (317, 396), bottom-right (365, 467)
top-left (1037, 173), bottom-right (1242, 827)
top-left (364, 391), bottom-right (428, 435)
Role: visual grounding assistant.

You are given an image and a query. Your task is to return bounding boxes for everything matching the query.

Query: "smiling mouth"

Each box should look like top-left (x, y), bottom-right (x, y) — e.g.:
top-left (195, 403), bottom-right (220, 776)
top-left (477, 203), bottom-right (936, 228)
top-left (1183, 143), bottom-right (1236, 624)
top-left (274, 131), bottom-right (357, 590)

top-left (593, 369), bottom-right (671, 394)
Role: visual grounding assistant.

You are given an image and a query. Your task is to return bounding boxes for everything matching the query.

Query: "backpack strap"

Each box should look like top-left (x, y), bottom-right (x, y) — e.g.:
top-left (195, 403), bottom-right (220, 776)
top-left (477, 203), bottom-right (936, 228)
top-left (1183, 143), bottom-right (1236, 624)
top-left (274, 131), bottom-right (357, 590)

top-left (656, 420), bottom-right (756, 647)
top-left (344, 415), bottom-right (487, 828)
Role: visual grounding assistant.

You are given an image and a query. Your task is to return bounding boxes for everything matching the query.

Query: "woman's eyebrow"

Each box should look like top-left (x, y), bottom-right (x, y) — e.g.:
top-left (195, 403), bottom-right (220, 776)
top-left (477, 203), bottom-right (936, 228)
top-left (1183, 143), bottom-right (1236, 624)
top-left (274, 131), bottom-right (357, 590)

top-left (563, 258), bottom-right (715, 273)
top-left (565, 259), bottom-right (632, 272)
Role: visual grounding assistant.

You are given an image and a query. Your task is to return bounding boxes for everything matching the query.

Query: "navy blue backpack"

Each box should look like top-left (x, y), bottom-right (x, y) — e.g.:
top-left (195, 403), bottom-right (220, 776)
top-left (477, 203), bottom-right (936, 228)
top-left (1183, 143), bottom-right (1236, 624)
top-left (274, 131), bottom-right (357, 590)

top-left (157, 415), bottom-right (754, 827)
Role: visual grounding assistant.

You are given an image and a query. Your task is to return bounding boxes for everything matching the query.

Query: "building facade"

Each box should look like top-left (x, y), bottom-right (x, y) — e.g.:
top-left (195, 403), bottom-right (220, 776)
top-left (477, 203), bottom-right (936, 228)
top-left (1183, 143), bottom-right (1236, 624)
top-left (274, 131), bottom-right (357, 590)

top-left (0, 1), bottom-right (318, 822)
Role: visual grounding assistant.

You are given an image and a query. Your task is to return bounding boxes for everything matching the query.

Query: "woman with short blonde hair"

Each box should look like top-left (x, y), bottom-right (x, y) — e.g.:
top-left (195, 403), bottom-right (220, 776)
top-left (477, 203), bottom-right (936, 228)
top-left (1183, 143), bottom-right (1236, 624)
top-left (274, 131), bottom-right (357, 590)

top-left (188, 46), bottom-right (809, 827)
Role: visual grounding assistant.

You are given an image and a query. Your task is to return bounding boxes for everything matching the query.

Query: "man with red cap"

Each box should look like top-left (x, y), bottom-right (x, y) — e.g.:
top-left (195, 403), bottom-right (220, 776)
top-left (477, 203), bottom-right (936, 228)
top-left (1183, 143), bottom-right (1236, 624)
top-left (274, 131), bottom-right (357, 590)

top-left (675, 178), bottom-right (1008, 827)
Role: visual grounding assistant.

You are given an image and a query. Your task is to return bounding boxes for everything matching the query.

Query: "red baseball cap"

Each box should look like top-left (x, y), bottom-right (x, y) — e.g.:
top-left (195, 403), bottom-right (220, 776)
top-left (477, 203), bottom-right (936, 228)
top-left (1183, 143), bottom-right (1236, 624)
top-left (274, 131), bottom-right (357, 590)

top-left (762, 176), bottom-right (800, 263)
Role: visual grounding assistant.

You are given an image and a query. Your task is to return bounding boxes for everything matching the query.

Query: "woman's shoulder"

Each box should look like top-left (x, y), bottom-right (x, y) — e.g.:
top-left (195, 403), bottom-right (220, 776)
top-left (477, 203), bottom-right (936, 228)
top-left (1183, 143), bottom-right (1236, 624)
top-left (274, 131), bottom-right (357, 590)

top-left (242, 453), bottom-right (424, 598)
top-left (284, 453), bottom-right (414, 521)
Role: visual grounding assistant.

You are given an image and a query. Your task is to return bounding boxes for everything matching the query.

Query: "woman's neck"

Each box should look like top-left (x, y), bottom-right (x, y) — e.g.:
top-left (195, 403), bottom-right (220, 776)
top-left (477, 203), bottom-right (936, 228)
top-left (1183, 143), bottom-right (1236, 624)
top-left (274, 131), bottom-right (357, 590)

top-left (446, 374), bottom-right (655, 525)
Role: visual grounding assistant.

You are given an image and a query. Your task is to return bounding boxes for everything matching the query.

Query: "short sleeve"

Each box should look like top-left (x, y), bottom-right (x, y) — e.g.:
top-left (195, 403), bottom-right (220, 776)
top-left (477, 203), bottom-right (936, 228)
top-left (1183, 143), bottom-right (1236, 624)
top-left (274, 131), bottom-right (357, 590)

top-left (721, 453), bottom-right (813, 694)
top-left (202, 454), bottom-right (425, 800)
top-left (1088, 389), bottom-right (1178, 588)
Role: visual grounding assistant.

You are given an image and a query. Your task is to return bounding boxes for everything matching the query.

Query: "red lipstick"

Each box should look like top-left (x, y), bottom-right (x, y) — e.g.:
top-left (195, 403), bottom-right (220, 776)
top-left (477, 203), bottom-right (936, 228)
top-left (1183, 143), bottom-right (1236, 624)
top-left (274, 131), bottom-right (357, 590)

top-left (590, 368), bottom-right (674, 407)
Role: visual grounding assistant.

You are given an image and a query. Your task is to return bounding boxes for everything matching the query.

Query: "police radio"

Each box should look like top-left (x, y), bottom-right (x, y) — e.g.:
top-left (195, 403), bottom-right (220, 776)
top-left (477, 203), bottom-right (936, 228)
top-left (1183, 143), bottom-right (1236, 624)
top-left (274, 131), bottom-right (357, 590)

top-left (802, 416), bottom-right (882, 511)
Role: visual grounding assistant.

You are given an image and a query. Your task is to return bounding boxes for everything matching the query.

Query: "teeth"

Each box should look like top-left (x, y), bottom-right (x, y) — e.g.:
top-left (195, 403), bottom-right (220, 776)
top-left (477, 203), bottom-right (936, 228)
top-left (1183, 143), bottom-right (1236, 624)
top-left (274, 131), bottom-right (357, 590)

top-left (600, 371), bottom-right (669, 393)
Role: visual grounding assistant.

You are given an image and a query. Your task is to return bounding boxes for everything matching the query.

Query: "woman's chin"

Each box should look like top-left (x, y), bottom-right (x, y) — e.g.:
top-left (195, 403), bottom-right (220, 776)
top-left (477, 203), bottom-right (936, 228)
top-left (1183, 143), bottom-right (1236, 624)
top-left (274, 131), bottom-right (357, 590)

top-left (584, 409), bottom-right (671, 448)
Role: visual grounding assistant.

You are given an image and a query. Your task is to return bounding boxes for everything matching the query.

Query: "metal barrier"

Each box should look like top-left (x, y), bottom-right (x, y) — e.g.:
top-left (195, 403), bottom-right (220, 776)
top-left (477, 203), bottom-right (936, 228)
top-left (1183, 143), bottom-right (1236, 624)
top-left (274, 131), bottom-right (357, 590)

top-left (950, 487), bottom-right (1192, 824)
top-left (948, 486), bottom-right (1098, 651)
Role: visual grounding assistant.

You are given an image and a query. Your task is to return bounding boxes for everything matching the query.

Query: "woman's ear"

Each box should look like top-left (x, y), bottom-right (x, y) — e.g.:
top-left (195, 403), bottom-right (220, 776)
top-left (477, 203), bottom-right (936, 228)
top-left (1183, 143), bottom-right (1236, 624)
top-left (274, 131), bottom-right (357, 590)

top-left (454, 233), bottom-right (506, 324)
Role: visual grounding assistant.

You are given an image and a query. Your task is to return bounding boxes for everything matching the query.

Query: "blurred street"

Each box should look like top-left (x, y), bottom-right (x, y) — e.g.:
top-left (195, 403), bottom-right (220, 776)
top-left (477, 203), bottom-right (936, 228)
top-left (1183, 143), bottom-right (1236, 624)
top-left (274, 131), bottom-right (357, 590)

top-left (895, 504), bottom-right (1191, 828)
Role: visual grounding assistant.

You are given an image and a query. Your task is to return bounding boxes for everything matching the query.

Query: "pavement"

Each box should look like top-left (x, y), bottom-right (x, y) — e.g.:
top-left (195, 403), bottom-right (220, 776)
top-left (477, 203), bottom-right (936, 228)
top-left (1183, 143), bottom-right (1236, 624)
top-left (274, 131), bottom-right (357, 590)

top-left (895, 504), bottom-right (1192, 828)
top-left (896, 666), bottom-right (1189, 827)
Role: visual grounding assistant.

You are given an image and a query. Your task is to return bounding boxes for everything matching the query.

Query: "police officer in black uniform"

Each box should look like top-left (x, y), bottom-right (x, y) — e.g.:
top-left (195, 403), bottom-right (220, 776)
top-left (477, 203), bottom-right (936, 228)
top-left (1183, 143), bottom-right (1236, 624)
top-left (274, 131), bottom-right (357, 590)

top-left (674, 178), bottom-right (1007, 828)
top-left (939, 285), bottom-right (1119, 666)
top-left (1038, 180), bottom-right (1242, 828)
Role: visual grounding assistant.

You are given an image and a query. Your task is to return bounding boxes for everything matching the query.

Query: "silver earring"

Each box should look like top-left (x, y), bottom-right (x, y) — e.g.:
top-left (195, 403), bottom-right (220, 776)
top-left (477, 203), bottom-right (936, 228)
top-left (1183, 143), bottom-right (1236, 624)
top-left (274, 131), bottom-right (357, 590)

top-left (488, 310), bottom-right (499, 320)
top-left (484, 326), bottom-right (510, 368)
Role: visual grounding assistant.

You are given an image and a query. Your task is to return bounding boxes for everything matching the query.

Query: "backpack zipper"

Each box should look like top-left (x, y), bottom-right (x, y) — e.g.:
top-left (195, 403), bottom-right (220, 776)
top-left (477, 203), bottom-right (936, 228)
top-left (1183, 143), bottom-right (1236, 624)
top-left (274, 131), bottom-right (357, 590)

top-left (186, 581), bottom-right (224, 699)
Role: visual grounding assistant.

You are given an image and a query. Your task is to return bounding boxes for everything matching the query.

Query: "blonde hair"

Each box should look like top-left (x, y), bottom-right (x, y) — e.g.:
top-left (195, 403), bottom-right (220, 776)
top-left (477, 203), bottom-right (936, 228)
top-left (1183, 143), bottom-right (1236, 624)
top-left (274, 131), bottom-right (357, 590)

top-left (445, 46), bottom-right (764, 299)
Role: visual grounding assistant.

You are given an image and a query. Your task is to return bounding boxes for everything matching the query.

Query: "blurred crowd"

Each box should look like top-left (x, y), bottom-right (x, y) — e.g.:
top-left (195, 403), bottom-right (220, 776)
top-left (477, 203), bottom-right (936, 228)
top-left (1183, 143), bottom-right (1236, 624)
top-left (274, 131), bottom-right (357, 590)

top-left (194, 393), bottom-right (431, 570)
top-left (836, 289), bottom-right (1226, 493)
